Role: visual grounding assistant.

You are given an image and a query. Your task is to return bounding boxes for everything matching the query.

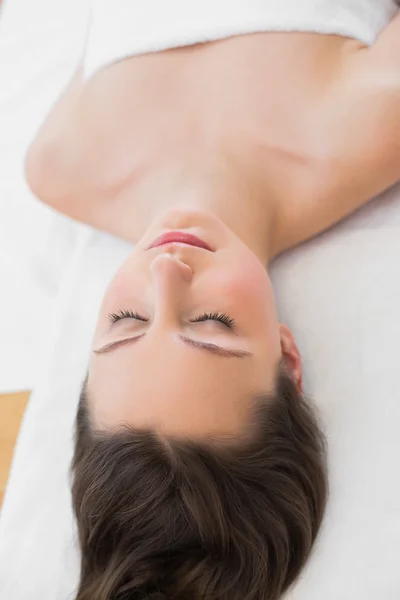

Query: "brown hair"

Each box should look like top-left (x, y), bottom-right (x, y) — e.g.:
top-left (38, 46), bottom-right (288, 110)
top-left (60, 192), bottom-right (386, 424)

top-left (72, 363), bottom-right (327, 600)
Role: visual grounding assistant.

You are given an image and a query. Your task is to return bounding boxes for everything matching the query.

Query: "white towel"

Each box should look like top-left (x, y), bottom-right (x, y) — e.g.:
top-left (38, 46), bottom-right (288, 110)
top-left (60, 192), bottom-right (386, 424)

top-left (84, 0), bottom-right (398, 78)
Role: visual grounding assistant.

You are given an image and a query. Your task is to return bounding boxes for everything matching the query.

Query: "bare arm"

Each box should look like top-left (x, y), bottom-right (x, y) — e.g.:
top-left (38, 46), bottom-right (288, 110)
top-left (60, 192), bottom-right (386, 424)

top-left (277, 12), bottom-right (400, 252)
top-left (25, 68), bottom-right (86, 207)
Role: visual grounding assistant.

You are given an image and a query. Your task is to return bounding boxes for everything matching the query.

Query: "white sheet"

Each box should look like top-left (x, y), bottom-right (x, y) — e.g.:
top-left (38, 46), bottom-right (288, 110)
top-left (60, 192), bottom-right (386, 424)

top-left (0, 1), bottom-right (399, 599)
top-left (0, 0), bottom-right (89, 392)
top-left (2, 187), bottom-right (400, 600)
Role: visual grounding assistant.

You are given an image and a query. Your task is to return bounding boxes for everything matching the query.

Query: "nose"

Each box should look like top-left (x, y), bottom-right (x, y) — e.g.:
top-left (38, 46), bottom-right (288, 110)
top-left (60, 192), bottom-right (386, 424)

top-left (150, 253), bottom-right (193, 321)
top-left (150, 252), bottom-right (193, 283)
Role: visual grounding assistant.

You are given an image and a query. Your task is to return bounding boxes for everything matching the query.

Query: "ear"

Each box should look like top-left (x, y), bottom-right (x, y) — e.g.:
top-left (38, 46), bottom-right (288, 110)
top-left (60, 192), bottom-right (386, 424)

top-left (279, 324), bottom-right (303, 393)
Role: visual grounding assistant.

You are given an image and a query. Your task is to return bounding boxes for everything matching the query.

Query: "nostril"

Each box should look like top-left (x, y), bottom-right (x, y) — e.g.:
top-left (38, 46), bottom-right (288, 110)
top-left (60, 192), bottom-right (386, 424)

top-left (150, 253), bottom-right (193, 282)
top-left (180, 260), bottom-right (193, 282)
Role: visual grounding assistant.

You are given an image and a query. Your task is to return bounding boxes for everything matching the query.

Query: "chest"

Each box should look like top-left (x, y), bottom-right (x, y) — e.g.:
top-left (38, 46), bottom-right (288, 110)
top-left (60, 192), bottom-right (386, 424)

top-left (77, 34), bottom-right (347, 190)
top-left (62, 34), bottom-right (362, 245)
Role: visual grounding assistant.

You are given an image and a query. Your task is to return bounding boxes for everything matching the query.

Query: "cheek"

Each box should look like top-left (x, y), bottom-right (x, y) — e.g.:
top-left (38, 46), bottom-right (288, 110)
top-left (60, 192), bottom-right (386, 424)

top-left (207, 255), bottom-right (277, 328)
top-left (98, 255), bottom-right (146, 317)
top-left (212, 255), bottom-right (275, 314)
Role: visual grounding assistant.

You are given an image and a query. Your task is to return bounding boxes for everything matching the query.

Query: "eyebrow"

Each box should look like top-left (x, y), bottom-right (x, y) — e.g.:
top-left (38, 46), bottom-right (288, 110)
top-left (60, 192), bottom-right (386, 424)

top-left (93, 334), bottom-right (251, 358)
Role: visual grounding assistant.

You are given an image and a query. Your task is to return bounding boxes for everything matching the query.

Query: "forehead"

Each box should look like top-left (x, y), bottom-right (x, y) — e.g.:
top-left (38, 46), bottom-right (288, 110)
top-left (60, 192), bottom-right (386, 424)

top-left (88, 338), bottom-right (274, 437)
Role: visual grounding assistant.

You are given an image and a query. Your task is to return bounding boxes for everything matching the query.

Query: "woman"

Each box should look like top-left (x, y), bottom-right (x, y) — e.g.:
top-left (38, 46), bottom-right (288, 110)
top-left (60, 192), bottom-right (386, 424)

top-left (26, 3), bottom-right (399, 599)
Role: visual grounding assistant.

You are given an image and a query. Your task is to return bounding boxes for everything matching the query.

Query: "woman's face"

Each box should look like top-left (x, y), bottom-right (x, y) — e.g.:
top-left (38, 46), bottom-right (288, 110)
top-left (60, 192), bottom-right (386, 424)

top-left (89, 208), bottom-right (299, 438)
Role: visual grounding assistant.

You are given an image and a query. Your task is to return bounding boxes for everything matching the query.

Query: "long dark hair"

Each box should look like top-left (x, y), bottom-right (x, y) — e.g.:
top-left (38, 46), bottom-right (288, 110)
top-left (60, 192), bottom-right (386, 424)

top-left (72, 363), bottom-right (327, 600)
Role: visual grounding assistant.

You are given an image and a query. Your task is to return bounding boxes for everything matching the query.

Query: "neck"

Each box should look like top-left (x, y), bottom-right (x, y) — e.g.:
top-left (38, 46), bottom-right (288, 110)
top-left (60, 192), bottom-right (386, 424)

top-left (136, 150), bottom-right (280, 265)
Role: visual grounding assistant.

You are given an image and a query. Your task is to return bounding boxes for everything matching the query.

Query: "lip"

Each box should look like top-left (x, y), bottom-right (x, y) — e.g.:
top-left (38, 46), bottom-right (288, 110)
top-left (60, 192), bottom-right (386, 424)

top-left (147, 231), bottom-right (214, 251)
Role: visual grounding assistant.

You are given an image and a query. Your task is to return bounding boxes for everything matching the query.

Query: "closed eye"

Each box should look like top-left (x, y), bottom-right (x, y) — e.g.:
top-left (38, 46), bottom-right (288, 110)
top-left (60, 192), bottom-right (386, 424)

top-left (109, 310), bottom-right (236, 329)
top-left (189, 312), bottom-right (235, 329)
top-left (108, 309), bottom-right (149, 323)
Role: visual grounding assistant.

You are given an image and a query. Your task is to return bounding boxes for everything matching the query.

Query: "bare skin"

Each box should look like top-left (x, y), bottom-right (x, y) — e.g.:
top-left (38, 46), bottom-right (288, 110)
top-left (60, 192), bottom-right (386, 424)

top-left (25, 25), bottom-right (400, 438)
top-left (26, 26), bottom-right (400, 255)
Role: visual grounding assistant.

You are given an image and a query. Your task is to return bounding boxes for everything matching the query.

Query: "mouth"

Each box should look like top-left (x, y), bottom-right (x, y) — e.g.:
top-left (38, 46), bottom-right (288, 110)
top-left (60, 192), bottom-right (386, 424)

top-left (147, 231), bottom-right (214, 252)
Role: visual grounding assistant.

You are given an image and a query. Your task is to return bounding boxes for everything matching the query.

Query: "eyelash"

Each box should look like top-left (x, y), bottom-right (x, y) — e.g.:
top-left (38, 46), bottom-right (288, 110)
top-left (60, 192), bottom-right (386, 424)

top-left (108, 309), bottom-right (148, 323)
top-left (108, 310), bottom-right (235, 329)
top-left (190, 312), bottom-right (235, 329)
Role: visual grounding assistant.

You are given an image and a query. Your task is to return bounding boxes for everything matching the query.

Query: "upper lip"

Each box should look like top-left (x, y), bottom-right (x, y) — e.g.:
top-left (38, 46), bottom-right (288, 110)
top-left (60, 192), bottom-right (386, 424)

top-left (147, 231), bottom-right (214, 251)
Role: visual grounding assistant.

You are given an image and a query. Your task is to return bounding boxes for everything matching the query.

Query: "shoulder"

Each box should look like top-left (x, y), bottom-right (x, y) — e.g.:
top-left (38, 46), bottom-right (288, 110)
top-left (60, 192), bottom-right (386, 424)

top-left (272, 32), bottom-right (400, 256)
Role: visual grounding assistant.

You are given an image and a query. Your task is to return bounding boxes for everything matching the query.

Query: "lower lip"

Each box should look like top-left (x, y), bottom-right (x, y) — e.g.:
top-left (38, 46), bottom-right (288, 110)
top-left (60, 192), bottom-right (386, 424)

top-left (147, 232), bottom-right (213, 251)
